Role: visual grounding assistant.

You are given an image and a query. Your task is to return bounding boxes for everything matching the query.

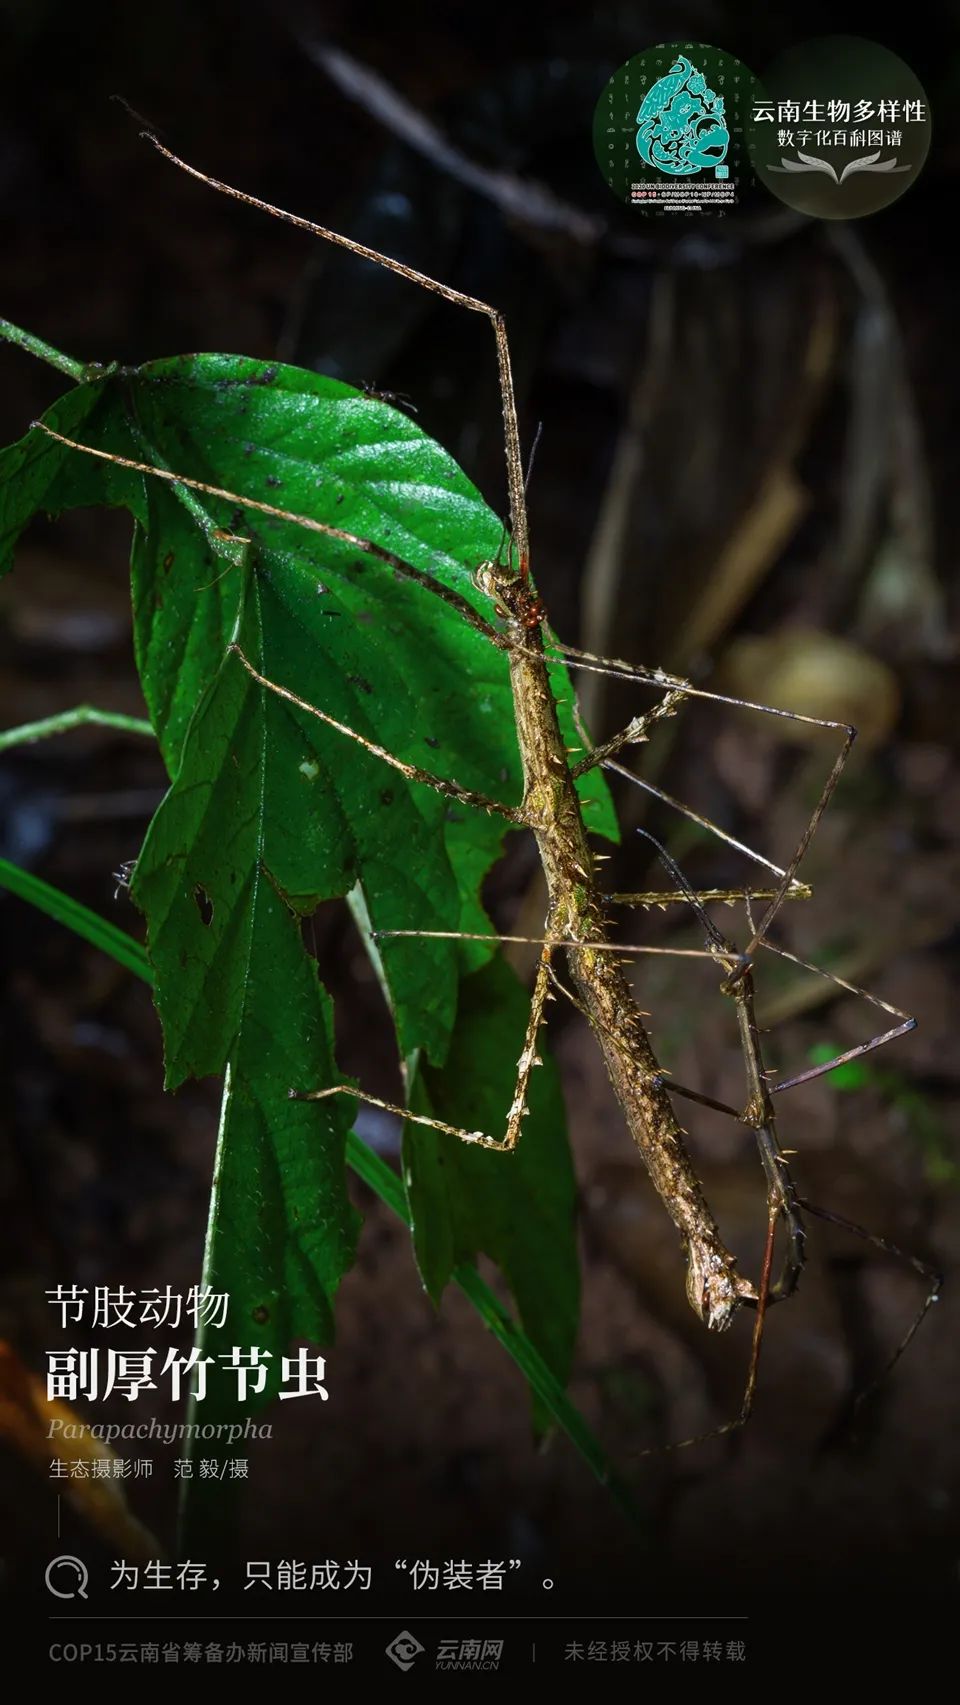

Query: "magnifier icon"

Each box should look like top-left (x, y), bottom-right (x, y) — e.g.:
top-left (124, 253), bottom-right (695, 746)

top-left (45, 1555), bottom-right (89, 1600)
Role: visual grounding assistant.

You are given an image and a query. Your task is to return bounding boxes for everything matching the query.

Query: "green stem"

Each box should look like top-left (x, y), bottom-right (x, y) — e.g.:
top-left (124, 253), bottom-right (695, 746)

top-left (0, 316), bottom-right (104, 384)
top-left (178, 1066), bottom-right (237, 1554)
top-left (0, 707), bottom-right (154, 752)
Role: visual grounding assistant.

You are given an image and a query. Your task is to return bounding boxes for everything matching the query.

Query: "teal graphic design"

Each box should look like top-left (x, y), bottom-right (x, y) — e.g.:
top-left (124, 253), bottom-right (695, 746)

top-left (593, 42), bottom-right (760, 215)
top-left (636, 54), bottom-right (730, 176)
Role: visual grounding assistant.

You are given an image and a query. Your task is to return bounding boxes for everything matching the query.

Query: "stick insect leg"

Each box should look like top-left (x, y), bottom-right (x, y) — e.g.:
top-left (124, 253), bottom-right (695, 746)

top-left (631, 1208), bottom-right (780, 1459)
top-left (374, 938), bottom-right (784, 1456)
top-left (582, 678), bottom-right (931, 1437)
top-left (554, 639), bottom-right (855, 943)
top-left (417, 932), bottom-right (787, 1136)
top-left (795, 1197), bottom-right (941, 1425)
top-left (142, 137), bottom-right (531, 580)
top-left (294, 943), bottom-right (555, 1154)
top-left (34, 429), bottom-right (530, 827)
top-left (568, 668), bottom-right (811, 904)
top-left (533, 907), bottom-right (800, 1452)
top-left (584, 663), bottom-right (925, 1303)
top-left (374, 926), bottom-right (729, 965)
top-left (551, 824), bottom-right (805, 1456)
top-left (723, 962), bottom-right (806, 1304)
top-left (35, 425), bottom-right (511, 660)
top-left (741, 924), bottom-right (940, 1417)
top-left (661, 898), bottom-right (932, 1434)
top-left (569, 686), bottom-right (688, 778)
top-left (564, 639), bottom-right (886, 1338)
top-left (616, 827), bottom-right (808, 1304)
top-left (648, 885), bottom-right (935, 1435)
top-left (738, 909), bottom-right (939, 1420)
top-left (607, 885), bottom-right (811, 908)
top-left (753, 928), bottom-right (916, 1096)
top-left (229, 645), bottom-right (525, 825)
top-left (542, 957), bottom-right (737, 1092)
top-left (604, 763), bottom-right (812, 902)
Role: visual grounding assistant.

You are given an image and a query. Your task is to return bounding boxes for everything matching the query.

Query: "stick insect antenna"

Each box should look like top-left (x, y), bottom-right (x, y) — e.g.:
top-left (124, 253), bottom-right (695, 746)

top-left (630, 826), bottom-right (806, 1312)
top-left (632, 826), bottom-right (731, 956)
top-left (524, 420), bottom-right (544, 495)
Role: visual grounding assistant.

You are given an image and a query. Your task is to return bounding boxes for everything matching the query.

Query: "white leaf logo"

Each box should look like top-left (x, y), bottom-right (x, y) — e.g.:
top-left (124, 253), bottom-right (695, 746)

top-left (769, 149), bottom-right (912, 184)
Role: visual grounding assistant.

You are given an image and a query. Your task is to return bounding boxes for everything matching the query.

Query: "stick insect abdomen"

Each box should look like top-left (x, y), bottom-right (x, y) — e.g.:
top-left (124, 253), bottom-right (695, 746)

top-left (495, 570), bottom-right (755, 1331)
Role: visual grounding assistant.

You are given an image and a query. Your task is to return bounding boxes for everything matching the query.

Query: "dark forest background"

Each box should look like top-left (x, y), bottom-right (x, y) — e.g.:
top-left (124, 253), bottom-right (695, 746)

top-left (1, 0), bottom-right (958, 1629)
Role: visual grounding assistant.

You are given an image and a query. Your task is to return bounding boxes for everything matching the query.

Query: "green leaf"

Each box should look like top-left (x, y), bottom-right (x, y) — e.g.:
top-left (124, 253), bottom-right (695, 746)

top-left (0, 864), bottom-right (639, 1526)
top-left (120, 355), bottom-right (525, 1062)
top-left (0, 350), bottom-right (615, 1413)
top-left (130, 581), bottom-right (361, 1348)
top-left (406, 956), bottom-right (579, 1427)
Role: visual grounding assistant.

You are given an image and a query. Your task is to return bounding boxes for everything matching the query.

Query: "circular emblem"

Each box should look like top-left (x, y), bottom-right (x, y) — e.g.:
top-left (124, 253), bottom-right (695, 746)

top-left (593, 43), bottom-right (760, 215)
top-left (747, 36), bottom-right (932, 219)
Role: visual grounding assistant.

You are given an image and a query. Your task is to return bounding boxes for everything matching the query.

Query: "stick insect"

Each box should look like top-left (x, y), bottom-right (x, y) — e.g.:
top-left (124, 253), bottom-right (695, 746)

top-left (37, 134), bottom-right (941, 1447)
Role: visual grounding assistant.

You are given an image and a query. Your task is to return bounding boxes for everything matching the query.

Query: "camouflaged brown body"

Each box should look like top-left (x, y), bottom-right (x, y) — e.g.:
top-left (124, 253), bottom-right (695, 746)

top-left (497, 575), bottom-right (754, 1330)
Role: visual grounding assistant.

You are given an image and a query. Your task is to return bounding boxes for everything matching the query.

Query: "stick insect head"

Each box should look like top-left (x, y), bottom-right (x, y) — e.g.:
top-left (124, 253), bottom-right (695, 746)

top-left (473, 418), bottom-right (547, 621)
top-left (474, 525), bottom-right (545, 634)
top-left (473, 511), bottom-right (512, 595)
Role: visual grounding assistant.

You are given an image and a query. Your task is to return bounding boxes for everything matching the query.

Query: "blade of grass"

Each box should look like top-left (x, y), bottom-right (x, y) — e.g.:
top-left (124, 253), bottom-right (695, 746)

top-left (0, 858), bottom-right (151, 982)
top-left (0, 859), bottom-right (642, 1528)
top-left (0, 707), bottom-right (154, 752)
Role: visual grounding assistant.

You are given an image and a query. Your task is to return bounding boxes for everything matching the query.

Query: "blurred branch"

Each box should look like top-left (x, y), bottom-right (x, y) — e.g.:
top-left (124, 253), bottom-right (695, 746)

top-left (579, 270), bottom-right (676, 731)
top-left (828, 226), bottom-right (947, 657)
top-left (677, 286), bottom-right (837, 664)
top-left (298, 37), bottom-right (605, 245)
top-left (296, 36), bottom-right (805, 265)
